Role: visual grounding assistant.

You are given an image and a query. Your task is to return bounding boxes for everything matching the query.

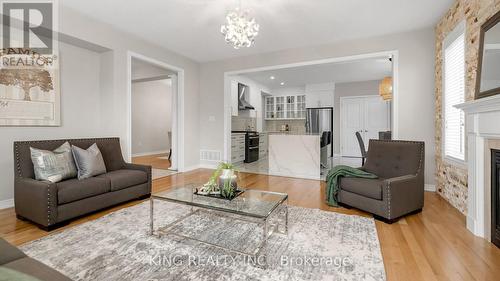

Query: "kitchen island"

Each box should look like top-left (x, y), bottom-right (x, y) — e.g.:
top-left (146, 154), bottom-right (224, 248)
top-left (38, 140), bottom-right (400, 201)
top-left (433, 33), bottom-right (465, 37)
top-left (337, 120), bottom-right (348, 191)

top-left (268, 133), bottom-right (320, 180)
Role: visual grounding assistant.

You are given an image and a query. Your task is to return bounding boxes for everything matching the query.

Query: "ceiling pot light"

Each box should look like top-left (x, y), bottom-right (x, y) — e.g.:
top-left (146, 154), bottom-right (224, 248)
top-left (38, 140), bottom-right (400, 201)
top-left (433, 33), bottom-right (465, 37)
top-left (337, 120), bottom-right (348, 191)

top-left (270, 76), bottom-right (275, 80)
top-left (280, 82), bottom-right (285, 86)
top-left (220, 1), bottom-right (259, 49)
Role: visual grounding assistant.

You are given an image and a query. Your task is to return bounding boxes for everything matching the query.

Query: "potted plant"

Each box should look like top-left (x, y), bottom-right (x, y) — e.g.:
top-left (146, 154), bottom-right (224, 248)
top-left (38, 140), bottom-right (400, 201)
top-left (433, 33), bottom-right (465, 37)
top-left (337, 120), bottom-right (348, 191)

top-left (198, 162), bottom-right (240, 199)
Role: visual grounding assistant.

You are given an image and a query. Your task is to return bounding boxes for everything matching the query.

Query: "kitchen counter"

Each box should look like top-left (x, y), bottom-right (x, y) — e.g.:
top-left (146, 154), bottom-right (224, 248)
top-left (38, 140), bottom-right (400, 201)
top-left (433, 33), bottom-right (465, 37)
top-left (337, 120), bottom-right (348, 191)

top-left (268, 134), bottom-right (320, 180)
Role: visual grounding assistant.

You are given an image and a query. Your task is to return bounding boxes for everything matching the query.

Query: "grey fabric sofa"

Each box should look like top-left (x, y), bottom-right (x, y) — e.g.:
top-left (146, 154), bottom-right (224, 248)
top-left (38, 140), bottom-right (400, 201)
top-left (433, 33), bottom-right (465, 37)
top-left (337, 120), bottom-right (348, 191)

top-left (14, 138), bottom-right (152, 231)
top-left (0, 238), bottom-right (71, 280)
top-left (338, 140), bottom-right (425, 223)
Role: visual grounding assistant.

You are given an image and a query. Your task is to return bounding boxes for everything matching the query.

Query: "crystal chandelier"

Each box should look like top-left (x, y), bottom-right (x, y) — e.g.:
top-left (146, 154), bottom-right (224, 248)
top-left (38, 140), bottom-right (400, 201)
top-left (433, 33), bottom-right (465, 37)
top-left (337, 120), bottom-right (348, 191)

top-left (220, 1), bottom-right (259, 49)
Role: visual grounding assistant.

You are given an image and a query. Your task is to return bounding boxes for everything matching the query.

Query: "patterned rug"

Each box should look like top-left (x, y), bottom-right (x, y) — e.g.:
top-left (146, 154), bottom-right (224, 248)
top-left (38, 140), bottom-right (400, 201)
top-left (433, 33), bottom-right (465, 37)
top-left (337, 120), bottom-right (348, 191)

top-left (20, 201), bottom-right (386, 281)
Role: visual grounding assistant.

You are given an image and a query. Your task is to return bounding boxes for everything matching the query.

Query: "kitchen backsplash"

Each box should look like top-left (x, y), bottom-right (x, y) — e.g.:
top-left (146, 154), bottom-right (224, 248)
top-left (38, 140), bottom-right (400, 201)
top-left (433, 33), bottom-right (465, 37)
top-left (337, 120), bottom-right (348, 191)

top-left (265, 120), bottom-right (306, 134)
top-left (231, 116), bottom-right (257, 131)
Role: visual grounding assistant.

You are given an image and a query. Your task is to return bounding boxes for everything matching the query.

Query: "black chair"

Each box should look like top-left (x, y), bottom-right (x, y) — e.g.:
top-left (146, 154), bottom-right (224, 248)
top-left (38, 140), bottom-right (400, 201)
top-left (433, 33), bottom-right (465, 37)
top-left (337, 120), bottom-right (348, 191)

top-left (320, 131), bottom-right (331, 169)
top-left (355, 131), bottom-right (368, 165)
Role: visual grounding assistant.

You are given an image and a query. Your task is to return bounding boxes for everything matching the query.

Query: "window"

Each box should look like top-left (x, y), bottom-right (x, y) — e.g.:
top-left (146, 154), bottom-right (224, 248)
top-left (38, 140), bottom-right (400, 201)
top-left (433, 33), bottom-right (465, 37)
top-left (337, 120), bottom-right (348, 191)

top-left (443, 22), bottom-right (466, 162)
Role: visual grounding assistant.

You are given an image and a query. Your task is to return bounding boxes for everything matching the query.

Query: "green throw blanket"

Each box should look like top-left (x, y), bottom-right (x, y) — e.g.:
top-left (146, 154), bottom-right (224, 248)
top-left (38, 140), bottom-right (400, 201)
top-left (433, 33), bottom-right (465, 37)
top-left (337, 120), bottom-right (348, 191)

top-left (326, 165), bottom-right (377, 207)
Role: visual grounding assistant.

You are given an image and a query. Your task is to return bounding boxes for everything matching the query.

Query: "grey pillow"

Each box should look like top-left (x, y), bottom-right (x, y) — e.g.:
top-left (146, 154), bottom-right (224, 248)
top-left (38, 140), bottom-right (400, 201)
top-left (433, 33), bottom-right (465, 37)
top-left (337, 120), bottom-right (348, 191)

top-left (30, 142), bottom-right (77, 183)
top-left (71, 143), bottom-right (107, 180)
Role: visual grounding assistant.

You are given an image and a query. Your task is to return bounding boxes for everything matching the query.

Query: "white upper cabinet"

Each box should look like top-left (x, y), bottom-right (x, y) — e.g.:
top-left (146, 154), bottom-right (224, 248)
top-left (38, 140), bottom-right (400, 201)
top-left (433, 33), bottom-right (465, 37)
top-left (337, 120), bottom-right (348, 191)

top-left (305, 83), bottom-right (334, 108)
top-left (265, 94), bottom-right (306, 120)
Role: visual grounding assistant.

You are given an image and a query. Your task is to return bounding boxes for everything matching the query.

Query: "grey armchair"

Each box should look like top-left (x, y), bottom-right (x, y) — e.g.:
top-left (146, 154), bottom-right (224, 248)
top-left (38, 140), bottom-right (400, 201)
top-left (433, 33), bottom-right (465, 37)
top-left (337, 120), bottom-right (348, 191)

top-left (338, 140), bottom-right (425, 223)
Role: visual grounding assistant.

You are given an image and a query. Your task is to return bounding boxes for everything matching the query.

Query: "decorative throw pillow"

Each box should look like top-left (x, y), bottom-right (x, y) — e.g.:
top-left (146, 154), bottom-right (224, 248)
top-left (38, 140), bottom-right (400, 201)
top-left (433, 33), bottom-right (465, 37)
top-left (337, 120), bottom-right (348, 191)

top-left (71, 143), bottom-right (107, 180)
top-left (30, 142), bottom-right (77, 183)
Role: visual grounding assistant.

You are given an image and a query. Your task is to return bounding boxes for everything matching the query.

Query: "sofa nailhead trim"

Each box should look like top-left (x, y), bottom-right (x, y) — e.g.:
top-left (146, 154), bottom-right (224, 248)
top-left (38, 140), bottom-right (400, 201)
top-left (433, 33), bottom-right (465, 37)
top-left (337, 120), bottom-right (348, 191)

top-left (14, 137), bottom-right (121, 226)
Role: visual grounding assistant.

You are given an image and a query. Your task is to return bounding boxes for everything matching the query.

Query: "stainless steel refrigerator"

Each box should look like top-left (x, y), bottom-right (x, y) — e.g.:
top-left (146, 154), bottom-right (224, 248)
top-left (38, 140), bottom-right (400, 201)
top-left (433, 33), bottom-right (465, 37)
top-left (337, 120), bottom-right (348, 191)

top-left (305, 107), bottom-right (333, 158)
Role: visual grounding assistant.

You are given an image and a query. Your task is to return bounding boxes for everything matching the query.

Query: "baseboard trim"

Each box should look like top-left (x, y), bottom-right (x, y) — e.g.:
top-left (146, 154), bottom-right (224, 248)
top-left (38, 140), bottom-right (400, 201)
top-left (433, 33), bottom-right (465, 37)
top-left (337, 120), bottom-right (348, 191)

top-left (131, 150), bottom-right (170, 158)
top-left (425, 184), bottom-right (436, 192)
top-left (182, 165), bottom-right (202, 172)
top-left (0, 198), bottom-right (14, 209)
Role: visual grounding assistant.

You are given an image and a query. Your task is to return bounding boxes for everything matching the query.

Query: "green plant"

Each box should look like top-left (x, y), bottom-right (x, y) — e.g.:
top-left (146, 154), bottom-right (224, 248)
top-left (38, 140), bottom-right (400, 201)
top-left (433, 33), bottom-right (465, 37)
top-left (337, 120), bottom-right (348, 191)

top-left (220, 178), bottom-right (236, 199)
top-left (205, 162), bottom-right (238, 197)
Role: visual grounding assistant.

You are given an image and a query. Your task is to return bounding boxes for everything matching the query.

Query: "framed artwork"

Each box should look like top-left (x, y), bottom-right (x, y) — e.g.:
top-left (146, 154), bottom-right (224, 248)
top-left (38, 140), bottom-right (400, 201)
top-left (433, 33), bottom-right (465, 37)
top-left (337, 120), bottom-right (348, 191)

top-left (0, 48), bottom-right (60, 126)
top-left (476, 10), bottom-right (500, 99)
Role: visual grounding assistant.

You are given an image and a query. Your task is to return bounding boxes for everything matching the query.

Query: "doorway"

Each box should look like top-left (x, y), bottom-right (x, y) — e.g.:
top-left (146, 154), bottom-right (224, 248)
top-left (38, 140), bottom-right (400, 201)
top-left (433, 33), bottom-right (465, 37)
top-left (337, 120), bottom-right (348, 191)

top-left (129, 55), bottom-right (180, 180)
top-left (223, 51), bottom-right (397, 180)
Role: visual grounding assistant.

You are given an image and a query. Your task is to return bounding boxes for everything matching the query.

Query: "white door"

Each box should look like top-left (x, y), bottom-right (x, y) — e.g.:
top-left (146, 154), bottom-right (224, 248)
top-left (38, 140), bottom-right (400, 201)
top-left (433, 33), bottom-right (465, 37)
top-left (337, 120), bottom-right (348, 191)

top-left (341, 96), bottom-right (390, 157)
top-left (364, 96), bottom-right (390, 149)
top-left (341, 98), bottom-right (364, 157)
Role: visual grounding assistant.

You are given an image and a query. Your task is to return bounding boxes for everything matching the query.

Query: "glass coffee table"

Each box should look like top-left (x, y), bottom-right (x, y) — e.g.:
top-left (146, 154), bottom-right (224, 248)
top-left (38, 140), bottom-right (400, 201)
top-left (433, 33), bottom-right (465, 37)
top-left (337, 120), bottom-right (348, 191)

top-left (149, 184), bottom-right (288, 264)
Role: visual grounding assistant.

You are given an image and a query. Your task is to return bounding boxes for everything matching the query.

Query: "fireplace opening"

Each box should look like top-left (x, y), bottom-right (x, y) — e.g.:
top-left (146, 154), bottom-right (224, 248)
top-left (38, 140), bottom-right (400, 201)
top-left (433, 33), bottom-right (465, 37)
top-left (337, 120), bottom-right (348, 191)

top-left (492, 149), bottom-right (500, 248)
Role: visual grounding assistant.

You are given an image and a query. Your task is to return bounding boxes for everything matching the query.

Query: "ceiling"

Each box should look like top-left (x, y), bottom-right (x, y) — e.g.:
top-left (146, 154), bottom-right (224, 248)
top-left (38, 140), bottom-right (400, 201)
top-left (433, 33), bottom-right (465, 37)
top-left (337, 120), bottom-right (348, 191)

top-left (62, 0), bottom-right (453, 62)
top-left (239, 57), bottom-right (392, 88)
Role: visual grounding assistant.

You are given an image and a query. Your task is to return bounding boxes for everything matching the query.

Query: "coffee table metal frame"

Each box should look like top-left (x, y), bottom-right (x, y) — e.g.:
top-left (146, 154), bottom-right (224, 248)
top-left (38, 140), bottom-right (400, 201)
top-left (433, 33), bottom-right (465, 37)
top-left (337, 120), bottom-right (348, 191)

top-left (149, 187), bottom-right (288, 265)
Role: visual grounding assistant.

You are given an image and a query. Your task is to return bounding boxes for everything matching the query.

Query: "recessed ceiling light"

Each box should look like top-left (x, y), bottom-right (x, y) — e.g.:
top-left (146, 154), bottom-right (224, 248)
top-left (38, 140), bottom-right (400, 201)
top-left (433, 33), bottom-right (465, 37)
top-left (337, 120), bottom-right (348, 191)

top-left (270, 76), bottom-right (275, 80)
top-left (280, 82), bottom-right (285, 85)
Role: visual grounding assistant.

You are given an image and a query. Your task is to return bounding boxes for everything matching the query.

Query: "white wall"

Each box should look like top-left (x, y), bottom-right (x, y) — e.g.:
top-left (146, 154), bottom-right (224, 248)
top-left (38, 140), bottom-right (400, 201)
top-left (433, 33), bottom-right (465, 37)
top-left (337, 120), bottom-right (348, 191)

top-left (199, 28), bottom-right (436, 185)
top-left (131, 79), bottom-right (172, 156)
top-left (0, 6), bottom-right (201, 204)
top-left (59, 7), bottom-right (200, 171)
top-left (334, 80), bottom-right (381, 154)
top-left (0, 42), bottom-right (105, 204)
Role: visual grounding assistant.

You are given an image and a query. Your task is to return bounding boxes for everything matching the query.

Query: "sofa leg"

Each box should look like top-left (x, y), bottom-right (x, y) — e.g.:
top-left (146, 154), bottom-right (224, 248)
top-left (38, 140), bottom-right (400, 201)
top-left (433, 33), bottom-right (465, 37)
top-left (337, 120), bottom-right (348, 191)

top-left (138, 193), bottom-right (151, 200)
top-left (373, 215), bottom-right (399, 224)
top-left (16, 214), bottom-right (27, 221)
top-left (39, 221), bottom-right (70, 232)
top-left (338, 202), bottom-right (352, 209)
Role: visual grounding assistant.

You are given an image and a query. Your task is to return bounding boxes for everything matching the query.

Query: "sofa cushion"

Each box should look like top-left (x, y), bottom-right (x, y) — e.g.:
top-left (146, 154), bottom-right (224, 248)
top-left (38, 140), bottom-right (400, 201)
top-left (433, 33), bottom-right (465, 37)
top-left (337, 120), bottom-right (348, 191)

top-left (71, 143), bottom-right (107, 180)
top-left (2, 257), bottom-right (72, 281)
top-left (0, 238), bottom-right (26, 265)
top-left (97, 169), bottom-right (148, 191)
top-left (340, 177), bottom-right (385, 200)
top-left (30, 142), bottom-right (77, 183)
top-left (57, 177), bottom-right (110, 204)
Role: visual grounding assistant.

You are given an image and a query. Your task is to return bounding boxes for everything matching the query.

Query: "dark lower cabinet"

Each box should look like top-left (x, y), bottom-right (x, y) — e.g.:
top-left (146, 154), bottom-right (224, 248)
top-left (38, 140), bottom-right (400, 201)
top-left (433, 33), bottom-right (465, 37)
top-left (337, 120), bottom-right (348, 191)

top-left (492, 149), bottom-right (500, 248)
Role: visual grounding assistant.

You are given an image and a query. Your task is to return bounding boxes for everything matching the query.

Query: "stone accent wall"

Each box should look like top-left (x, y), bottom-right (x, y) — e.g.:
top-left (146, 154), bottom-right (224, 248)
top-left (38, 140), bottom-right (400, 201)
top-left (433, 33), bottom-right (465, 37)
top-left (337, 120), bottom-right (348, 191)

top-left (435, 0), bottom-right (500, 214)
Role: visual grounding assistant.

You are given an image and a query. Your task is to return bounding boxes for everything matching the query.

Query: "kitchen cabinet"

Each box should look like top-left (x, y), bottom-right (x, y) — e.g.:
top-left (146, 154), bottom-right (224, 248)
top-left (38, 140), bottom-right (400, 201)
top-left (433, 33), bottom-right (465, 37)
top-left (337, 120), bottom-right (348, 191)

top-left (265, 94), bottom-right (306, 120)
top-left (231, 134), bottom-right (245, 163)
top-left (305, 91), bottom-right (333, 108)
top-left (259, 132), bottom-right (268, 158)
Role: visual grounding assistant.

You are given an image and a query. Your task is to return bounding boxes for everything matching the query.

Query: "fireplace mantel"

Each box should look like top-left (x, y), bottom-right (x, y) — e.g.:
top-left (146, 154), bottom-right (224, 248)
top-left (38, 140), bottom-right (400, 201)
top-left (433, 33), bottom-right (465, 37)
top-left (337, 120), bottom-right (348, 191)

top-left (455, 95), bottom-right (500, 114)
top-left (455, 95), bottom-right (500, 239)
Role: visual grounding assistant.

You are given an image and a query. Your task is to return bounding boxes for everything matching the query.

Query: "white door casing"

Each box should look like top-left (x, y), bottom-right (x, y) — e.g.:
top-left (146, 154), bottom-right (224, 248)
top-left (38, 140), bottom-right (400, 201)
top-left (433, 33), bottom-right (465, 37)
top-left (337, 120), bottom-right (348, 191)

top-left (341, 97), bottom-right (364, 157)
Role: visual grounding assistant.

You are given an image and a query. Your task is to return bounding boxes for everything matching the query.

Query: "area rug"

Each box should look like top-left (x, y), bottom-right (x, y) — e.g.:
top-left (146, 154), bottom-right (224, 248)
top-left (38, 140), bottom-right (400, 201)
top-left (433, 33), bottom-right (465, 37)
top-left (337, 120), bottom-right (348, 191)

top-left (20, 201), bottom-right (386, 281)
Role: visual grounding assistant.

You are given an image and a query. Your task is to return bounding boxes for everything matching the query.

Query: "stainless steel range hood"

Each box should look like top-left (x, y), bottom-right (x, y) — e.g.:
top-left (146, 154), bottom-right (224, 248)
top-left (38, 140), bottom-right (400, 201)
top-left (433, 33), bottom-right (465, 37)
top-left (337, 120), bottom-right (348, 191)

top-left (238, 83), bottom-right (255, 110)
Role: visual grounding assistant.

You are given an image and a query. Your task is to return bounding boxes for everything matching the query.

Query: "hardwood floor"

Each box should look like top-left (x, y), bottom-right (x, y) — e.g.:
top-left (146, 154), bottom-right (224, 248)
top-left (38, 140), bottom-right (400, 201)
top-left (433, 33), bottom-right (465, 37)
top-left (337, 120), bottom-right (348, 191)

top-left (1, 169), bottom-right (500, 280)
top-left (132, 153), bottom-right (171, 169)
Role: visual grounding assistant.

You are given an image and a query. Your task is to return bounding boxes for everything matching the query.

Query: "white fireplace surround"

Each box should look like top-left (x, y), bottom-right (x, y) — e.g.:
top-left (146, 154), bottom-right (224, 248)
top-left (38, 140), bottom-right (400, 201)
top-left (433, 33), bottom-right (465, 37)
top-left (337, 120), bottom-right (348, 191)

top-left (456, 95), bottom-right (500, 239)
